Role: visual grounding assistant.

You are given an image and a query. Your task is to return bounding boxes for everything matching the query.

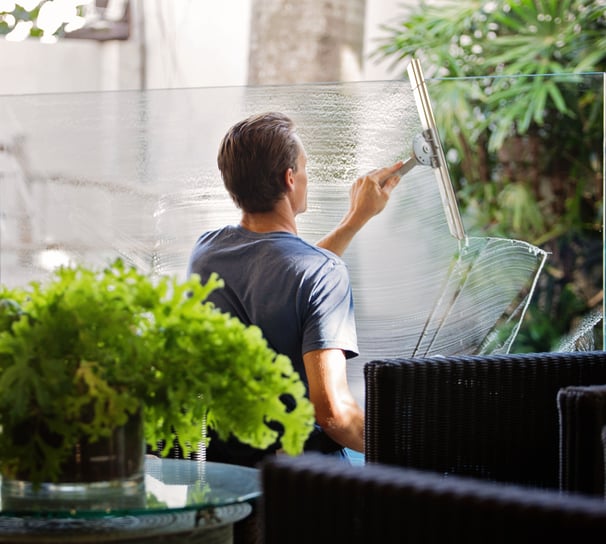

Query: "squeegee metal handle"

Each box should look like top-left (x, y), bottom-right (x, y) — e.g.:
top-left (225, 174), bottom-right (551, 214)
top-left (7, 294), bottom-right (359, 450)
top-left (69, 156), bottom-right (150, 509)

top-left (396, 156), bottom-right (418, 178)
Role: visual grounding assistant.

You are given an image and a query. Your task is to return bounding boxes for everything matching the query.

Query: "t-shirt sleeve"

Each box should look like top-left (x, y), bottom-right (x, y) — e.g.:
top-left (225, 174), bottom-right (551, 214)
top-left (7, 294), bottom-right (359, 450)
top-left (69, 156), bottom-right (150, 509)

top-left (301, 259), bottom-right (359, 359)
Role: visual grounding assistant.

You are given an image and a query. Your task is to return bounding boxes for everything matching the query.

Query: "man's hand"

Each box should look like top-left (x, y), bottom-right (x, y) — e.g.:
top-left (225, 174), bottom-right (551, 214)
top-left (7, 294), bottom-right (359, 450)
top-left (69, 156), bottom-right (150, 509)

top-left (316, 160), bottom-right (403, 256)
top-left (348, 161), bottom-right (403, 227)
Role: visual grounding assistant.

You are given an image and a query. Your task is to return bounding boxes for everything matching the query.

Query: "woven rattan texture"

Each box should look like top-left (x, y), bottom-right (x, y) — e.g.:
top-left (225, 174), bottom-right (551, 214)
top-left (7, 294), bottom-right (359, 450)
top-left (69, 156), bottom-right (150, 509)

top-left (365, 351), bottom-right (606, 490)
top-left (558, 384), bottom-right (606, 496)
top-left (261, 453), bottom-right (606, 544)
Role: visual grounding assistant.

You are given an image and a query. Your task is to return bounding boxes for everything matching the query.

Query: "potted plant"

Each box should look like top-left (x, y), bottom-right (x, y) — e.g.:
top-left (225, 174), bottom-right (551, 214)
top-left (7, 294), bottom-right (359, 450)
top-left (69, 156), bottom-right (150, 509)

top-left (0, 259), bottom-right (314, 508)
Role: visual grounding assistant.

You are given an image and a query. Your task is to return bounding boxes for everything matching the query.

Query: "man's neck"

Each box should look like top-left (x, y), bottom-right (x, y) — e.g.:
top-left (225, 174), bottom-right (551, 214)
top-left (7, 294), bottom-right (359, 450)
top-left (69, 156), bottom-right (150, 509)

top-left (240, 205), bottom-right (298, 235)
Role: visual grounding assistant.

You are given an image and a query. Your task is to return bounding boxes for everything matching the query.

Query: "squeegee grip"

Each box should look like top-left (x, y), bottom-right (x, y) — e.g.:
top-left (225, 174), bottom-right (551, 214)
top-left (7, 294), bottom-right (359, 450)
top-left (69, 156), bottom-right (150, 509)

top-left (395, 156), bottom-right (417, 178)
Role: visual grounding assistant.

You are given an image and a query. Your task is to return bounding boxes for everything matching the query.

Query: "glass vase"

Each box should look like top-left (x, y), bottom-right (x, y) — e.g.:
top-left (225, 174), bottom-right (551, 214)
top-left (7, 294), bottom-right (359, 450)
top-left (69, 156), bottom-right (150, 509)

top-left (1, 413), bottom-right (146, 513)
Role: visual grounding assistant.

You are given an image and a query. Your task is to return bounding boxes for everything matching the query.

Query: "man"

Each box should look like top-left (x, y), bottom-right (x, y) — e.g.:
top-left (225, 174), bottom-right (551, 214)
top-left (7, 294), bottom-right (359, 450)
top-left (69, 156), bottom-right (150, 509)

top-left (187, 112), bottom-right (402, 465)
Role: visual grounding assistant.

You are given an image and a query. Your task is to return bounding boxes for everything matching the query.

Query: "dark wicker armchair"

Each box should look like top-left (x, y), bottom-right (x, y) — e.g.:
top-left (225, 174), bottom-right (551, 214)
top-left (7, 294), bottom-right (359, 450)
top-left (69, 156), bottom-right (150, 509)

top-left (364, 350), bottom-right (606, 493)
top-left (261, 453), bottom-right (606, 544)
top-left (558, 384), bottom-right (606, 496)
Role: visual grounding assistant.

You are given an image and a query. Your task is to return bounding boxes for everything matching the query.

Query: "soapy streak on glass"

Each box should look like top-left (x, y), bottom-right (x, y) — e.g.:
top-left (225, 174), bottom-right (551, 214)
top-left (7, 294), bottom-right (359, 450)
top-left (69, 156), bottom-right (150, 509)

top-left (0, 82), bottom-right (545, 403)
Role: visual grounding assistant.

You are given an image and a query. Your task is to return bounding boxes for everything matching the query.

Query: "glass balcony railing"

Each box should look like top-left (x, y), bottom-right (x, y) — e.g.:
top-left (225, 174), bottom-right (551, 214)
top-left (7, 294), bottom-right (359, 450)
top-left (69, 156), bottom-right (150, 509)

top-left (0, 72), bottom-right (603, 403)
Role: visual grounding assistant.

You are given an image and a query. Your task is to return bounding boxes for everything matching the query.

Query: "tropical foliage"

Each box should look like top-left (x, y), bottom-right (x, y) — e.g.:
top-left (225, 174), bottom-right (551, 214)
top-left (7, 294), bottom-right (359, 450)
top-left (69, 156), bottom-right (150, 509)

top-left (375, 0), bottom-right (605, 351)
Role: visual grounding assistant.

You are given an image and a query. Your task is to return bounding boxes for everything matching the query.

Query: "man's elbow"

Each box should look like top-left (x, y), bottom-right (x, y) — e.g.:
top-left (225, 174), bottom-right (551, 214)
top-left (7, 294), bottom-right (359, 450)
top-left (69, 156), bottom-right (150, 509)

top-left (315, 408), bottom-right (352, 432)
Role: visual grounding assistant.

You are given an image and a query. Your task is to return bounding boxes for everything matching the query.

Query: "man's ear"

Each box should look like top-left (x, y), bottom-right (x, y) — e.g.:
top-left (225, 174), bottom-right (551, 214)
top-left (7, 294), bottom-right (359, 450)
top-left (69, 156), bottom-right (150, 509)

top-left (284, 167), bottom-right (296, 192)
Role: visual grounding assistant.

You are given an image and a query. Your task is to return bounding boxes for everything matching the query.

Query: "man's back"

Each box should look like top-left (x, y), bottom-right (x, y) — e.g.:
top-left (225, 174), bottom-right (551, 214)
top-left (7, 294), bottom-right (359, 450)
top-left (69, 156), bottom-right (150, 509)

top-left (187, 224), bottom-right (359, 464)
top-left (188, 225), bottom-right (358, 382)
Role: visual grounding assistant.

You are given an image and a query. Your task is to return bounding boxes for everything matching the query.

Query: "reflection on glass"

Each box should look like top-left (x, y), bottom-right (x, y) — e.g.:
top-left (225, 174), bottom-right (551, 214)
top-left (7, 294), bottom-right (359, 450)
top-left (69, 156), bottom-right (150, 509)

top-left (0, 458), bottom-right (260, 516)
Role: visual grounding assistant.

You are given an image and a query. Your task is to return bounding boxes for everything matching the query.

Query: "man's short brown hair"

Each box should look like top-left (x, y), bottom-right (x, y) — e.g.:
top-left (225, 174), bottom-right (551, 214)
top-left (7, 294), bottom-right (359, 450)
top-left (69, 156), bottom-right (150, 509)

top-left (217, 112), bottom-right (300, 213)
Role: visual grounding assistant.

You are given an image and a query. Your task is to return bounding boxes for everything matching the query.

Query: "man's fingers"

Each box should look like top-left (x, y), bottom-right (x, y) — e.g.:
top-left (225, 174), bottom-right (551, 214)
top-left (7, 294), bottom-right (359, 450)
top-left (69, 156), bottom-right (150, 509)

top-left (357, 161), bottom-right (404, 190)
top-left (366, 161), bottom-right (402, 180)
top-left (381, 173), bottom-right (401, 193)
top-left (377, 161), bottom-right (404, 189)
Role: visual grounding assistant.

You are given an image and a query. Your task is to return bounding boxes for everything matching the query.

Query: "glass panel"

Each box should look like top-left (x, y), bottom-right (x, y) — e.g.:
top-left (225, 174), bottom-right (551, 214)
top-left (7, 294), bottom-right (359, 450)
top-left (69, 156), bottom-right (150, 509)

top-left (426, 72), bottom-right (605, 354)
top-left (3, 75), bottom-right (592, 406)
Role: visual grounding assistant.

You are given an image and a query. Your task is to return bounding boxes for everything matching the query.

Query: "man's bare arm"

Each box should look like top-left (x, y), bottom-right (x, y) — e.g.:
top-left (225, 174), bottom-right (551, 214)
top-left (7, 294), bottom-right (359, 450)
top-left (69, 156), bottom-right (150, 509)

top-left (303, 348), bottom-right (365, 452)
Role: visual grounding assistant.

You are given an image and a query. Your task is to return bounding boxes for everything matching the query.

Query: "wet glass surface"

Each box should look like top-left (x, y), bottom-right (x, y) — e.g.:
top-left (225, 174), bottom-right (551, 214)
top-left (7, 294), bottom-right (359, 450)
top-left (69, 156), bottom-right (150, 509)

top-left (1, 76), bottom-right (600, 404)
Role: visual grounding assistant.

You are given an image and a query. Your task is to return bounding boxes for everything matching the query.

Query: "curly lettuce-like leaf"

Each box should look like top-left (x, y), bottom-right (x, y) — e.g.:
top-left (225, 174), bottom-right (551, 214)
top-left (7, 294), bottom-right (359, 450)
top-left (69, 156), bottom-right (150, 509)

top-left (0, 260), bottom-right (314, 483)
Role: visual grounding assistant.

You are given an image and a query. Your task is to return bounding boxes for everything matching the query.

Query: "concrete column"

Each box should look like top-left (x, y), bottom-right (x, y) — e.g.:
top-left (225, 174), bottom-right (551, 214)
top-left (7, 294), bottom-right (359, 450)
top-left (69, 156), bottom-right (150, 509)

top-left (248, 0), bottom-right (366, 84)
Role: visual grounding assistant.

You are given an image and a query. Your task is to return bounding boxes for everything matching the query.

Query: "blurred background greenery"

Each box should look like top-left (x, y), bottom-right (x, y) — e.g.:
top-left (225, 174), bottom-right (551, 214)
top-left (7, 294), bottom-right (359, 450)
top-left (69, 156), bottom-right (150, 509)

top-left (375, 0), bottom-right (605, 352)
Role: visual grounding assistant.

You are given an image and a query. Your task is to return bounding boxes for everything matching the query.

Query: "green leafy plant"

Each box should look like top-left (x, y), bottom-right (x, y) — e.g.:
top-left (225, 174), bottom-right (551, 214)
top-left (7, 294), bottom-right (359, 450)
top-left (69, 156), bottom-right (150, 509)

top-left (375, 0), bottom-right (604, 351)
top-left (0, 259), bottom-right (314, 484)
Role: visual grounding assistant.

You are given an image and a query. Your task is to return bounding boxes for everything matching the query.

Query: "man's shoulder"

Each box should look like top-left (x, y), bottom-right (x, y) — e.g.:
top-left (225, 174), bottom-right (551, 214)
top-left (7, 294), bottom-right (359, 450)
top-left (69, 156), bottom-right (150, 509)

top-left (201, 224), bottom-right (235, 238)
top-left (195, 226), bottom-right (345, 269)
top-left (278, 236), bottom-right (345, 266)
top-left (195, 225), bottom-right (238, 245)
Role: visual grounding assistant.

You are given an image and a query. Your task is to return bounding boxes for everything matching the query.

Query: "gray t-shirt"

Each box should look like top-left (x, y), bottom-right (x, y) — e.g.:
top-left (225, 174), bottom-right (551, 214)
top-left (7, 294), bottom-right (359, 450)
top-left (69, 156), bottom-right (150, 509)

top-left (187, 225), bottom-right (359, 385)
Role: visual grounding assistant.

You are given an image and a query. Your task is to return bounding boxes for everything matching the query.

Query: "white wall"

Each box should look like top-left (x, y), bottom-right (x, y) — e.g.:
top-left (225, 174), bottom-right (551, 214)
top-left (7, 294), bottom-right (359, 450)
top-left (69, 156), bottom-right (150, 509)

top-left (0, 39), bottom-right (141, 95)
top-left (141, 0), bottom-right (252, 89)
top-left (362, 0), bottom-right (407, 81)
top-left (0, 0), bottom-right (408, 95)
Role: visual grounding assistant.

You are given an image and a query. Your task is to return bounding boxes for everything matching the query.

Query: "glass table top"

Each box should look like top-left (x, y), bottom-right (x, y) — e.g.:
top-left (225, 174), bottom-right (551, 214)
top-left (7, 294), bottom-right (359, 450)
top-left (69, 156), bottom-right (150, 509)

top-left (0, 457), bottom-right (261, 518)
top-left (143, 457), bottom-right (260, 514)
